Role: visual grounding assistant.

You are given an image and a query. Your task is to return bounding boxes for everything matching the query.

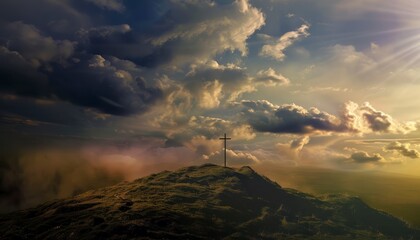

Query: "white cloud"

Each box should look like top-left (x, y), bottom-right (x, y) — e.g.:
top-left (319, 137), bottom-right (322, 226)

top-left (203, 149), bottom-right (260, 166)
top-left (184, 61), bottom-right (254, 108)
top-left (277, 136), bottom-right (310, 161)
top-left (290, 136), bottom-right (310, 152)
top-left (187, 116), bottom-right (255, 141)
top-left (147, 110), bottom-right (256, 155)
top-left (327, 44), bottom-right (375, 72)
top-left (254, 68), bottom-right (290, 87)
top-left (259, 24), bottom-right (310, 61)
top-left (144, 0), bottom-right (265, 66)
top-left (197, 80), bottom-right (223, 109)
top-left (344, 102), bottom-right (417, 134)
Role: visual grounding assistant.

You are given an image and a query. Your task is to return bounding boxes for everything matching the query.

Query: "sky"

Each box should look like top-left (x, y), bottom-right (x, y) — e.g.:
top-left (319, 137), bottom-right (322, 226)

top-left (2, 0), bottom-right (420, 211)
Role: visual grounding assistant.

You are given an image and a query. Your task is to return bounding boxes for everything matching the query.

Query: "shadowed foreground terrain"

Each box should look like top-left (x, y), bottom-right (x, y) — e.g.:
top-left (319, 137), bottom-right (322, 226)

top-left (0, 164), bottom-right (419, 239)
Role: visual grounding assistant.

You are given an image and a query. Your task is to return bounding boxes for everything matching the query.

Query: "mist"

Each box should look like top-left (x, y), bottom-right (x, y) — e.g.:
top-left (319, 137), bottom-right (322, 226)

top-left (0, 133), bottom-right (196, 213)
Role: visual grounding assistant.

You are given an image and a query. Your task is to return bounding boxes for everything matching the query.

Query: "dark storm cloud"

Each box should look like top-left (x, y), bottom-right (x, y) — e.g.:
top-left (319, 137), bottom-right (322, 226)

top-left (0, 21), bottom-right (74, 97)
top-left (360, 103), bottom-right (395, 133)
top-left (350, 151), bottom-right (385, 163)
top-left (0, 49), bottom-right (162, 116)
top-left (86, 0), bottom-right (125, 12)
top-left (0, 93), bottom-right (113, 132)
top-left (76, 24), bottom-right (152, 62)
top-left (0, 21), bottom-right (75, 64)
top-left (384, 141), bottom-right (420, 159)
top-left (0, 20), bottom-right (162, 116)
top-left (0, 0), bottom-right (264, 115)
top-left (240, 100), bottom-right (418, 135)
top-left (0, 0), bottom-right (91, 37)
top-left (52, 55), bottom-right (162, 116)
top-left (0, 46), bottom-right (50, 97)
top-left (241, 100), bottom-right (346, 134)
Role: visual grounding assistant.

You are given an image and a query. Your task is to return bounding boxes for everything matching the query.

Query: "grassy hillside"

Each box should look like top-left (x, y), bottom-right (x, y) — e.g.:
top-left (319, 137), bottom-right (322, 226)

top-left (0, 164), bottom-right (419, 239)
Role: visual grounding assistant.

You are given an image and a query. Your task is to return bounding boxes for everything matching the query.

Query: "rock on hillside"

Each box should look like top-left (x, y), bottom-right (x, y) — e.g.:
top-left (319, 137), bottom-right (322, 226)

top-left (0, 164), bottom-right (419, 239)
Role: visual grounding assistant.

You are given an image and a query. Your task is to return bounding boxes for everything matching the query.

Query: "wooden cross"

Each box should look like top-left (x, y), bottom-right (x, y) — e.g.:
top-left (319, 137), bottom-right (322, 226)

top-left (219, 133), bottom-right (231, 167)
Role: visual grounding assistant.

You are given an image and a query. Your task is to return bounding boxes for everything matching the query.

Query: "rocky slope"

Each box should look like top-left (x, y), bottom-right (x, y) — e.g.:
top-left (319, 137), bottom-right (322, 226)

top-left (1, 164), bottom-right (419, 239)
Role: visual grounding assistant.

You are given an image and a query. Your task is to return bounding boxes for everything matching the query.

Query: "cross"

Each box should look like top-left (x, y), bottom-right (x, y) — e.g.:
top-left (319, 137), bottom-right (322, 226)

top-left (219, 133), bottom-right (231, 167)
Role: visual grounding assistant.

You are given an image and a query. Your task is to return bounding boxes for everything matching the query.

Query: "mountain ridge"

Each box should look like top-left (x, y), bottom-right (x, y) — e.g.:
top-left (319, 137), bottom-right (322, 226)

top-left (0, 164), bottom-right (419, 239)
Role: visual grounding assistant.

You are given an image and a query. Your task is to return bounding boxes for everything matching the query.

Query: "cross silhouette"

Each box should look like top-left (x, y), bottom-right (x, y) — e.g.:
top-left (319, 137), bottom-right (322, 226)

top-left (219, 133), bottom-right (231, 167)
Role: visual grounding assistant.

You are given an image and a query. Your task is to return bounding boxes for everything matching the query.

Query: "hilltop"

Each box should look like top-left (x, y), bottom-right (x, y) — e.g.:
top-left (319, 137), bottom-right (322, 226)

top-left (0, 164), bottom-right (419, 239)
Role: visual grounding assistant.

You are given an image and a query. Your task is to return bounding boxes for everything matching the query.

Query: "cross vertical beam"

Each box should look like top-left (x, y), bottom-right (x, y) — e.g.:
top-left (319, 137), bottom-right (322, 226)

top-left (219, 133), bottom-right (231, 167)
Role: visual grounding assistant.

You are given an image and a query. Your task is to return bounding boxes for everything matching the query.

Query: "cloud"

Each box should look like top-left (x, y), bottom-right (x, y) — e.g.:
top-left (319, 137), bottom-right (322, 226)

top-left (276, 136), bottom-right (310, 161)
top-left (147, 61), bottom-right (264, 124)
top-left (342, 147), bottom-right (404, 165)
top-left (76, 23), bottom-right (139, 58)
top-left (194, 80), bottom-right (223, 109)
top-left (1, 0), bottom-right (264, 68)
top-left (292, 44), bottom-right (379, 91)
top-left (361, 103), bottom-right (395, 132)
top-left (254, 68), bottom-right (290, 87)
top-left (259, 24), bottom-right (310, 61)
top-left (290, 136), bottom-right (310, 152)
top-left (143, 64), bottom-right (292, 137)
top-left (240, 100), bottom-right (417, 135)
top-left (0, 0), bottom-right (89, 35)
top-left (384, 141), bottom-right (420, 159)
top-left (0, 49), bottom-right (163, 116)
top-left (0, 1), bottom-right (266, 116)
top-left (86, 0), bottom-right (125, 12)
top-left (293, 86), bottom-right (349, 94)
top-left (0, 46), bottom-right (49, 97)
top-left (138, 0), bottom-right (265, 67)
top-left (145, 76), bottom-right (193, 129)
top-left (241, 100), bottom-right (345, 134)
top-left (162, 115), bottom-right (256, 155)
top-left (0, 22), bottom-right (156, 117)
top-left (52, 55), bottom-right (163, 115)
top-left (187, 116), bottom-right (255, 141)
top-left (184, 61), bottom-right (253, 108)
top-left (79, 24), bottom-right (131, 38)
top-left (5, 52), bottom-right (161, 117)
top-left (344, 102), bottom-right (417, 134)
top-left (326, 45), bottom-right (375, 72)
top-left (203, 149), bottom-right (259, 166)
top-left (0, 21), bottom-right (74, 66)
top-left (183, 136), bottom-right (221, 156)
top-left (350, 151), bottom-right (385, 163)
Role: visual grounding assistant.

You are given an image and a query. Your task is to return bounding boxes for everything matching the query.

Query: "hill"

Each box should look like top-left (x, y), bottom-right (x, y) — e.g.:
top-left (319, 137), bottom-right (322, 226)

top-left (0, 164), bottom-right (419, 239)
